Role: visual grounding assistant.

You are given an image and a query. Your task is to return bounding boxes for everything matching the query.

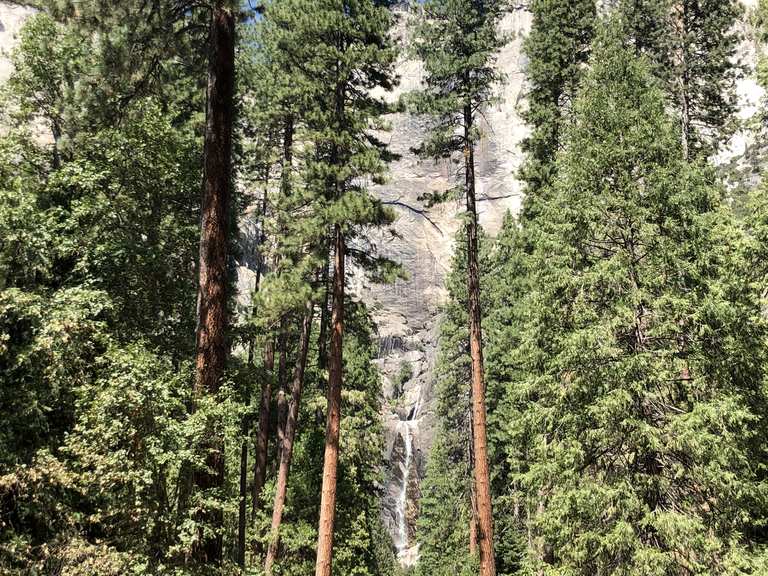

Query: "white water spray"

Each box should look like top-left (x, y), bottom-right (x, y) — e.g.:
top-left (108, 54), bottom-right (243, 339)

top-left (394, 385), bottom-right (423, 565)
top-left (395, 420), bottom-right (413, 556)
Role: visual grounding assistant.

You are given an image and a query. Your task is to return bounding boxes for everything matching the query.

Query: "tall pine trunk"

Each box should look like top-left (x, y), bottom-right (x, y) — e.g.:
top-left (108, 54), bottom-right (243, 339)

top-left (265, 299), bottom-right (314, 573)
top-left (276, 319), bottom-right (289, 464)
top-left (246, 169), bottom-right (272, 552)
top-left (463, 105), bottom-right (496, 576)
top-left (314, 224), bottom-right (345, 576)
top-left (317, 249), bottom-right (331, 374)
top-left (192, 0), bottom-right (235, 564)
top-left (275, 117), bottom-right (295, 465)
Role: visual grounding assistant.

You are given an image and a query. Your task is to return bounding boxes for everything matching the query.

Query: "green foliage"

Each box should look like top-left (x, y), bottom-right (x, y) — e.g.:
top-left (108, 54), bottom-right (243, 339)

top-left (0, 288), bottom-right (110, 469)
top-left (4, 12), bottom-right (86, 146)
top-left (0, 1), bottom-right (210, 572)
top-left (416, 436), bottom-right (477, 576)
top-left (408, 0), bottom-right (506, 161)
top-left (519, 0), bottom-right (596, 211)
top-left (487, 21), bottom-right (768, 574)
top-left (617, 0), bottom-right (743, 159)
top-left (63, 345), bottom-right (193, 565)
top-left (393, 360), bottom-right (413, 397)
top-left (45, 101), bottom-right (201, 354)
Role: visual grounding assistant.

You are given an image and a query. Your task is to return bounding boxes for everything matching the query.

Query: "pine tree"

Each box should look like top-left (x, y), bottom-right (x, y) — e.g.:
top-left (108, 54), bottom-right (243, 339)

top-left (617, 0), bottom-right (743, 160)
top-left (503, 20), bottom-right (768, 574)
top-left (519, 0), bottom-right (595, 217)
top-left (296, 4), bottom-right (397, 574)
top-left (409, 2), bottom-right (507, 573)
top-left (241, 2), bottom-right (399, 573)
top-left (416, 226), bottom-right (490, 576)
top-left (192, 0), bottom-right (237, 564)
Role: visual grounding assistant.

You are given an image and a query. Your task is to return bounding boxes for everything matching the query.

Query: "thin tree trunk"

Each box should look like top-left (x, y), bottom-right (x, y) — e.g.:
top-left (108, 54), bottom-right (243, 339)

top-left (265, 299), bottom-right (314, 574)
top-left (276, 320), bottom-right (289, 464)
top-left (275, 116), bottom-right (294, 465)
top-left (317, 250), bottom-right (331, 374)
top-left (253, 339), bottom-right (275, 517)
top-left (240, 174), bottom-right (270, 567)
top-left (254, 181), bottom-right (270, 294)
top-left (237, 425), bottom-right (248, 567)
top-left (192, 0), bottom-right (235, 564)
top-left (249, 177), bottom-right (273, 544)
top-left (281, 116), bottom-right (294, 197)
top-left (314, 224), bottom-right (345, 576)
top-left (674, 1), bottom-right (691, 161)
top-left (463, 105), bottom-right (496, 576)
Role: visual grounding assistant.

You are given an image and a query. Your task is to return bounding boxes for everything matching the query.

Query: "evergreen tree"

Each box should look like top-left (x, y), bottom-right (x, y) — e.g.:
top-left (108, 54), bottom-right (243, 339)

top-left (416, 226), bottom-right (489, 576)
top-left (410, 1), bottom-right (506, 573)
top-left (500, 21), bottom-right (768, 574)
top-left (519, 0), bottom-right (596, 217)
top-left (259, 4), bottom-right (402, 575)
top-left (617, 0), bottom-right (743, 160)
top-left (482, 215), bottom-right (530, 574)
top-left (191, 0), bottom-right (237, 564)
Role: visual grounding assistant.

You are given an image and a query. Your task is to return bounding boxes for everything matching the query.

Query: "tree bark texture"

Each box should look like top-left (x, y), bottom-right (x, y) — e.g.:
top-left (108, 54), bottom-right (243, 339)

top-left (265, 300), bottom-right (314, 574)
top-left (464, 105), bottom-right (496, 576)
top-left (192, 0), bottom-right (235, 564)
top-left (314, 224), bottom-right (345, 576)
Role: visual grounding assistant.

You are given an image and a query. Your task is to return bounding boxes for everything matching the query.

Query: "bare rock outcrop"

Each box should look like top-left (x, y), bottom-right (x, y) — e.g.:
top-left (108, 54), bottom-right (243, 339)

top-left (0, 3), bottom-right (34, 84)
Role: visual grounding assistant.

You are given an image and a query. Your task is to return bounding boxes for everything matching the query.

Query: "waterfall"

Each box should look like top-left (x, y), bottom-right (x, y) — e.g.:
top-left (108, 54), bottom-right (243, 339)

top-left (395, 420), bottom-right (413, 556)
top-left (393, 384), bottom-right (423, 565)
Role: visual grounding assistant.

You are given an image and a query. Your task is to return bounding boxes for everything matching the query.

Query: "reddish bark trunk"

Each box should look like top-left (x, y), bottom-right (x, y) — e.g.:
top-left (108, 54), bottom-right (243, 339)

top-left (464, 106), bottom-right (496, 576)
top-left (192, 0), bottom-right (235, 564)
top-left (264, 300), bottom-right (314, 573)
top-left (317, 251), bottom-right (331, 374)
top-left (314, 225), bottom-right (345, 576)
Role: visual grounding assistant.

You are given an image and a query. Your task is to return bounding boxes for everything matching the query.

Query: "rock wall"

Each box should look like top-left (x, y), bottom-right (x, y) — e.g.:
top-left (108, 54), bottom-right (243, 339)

top-left (352, 5), bottom-right (533, 567)
top-left (0, 3), bottom-right (35, 85)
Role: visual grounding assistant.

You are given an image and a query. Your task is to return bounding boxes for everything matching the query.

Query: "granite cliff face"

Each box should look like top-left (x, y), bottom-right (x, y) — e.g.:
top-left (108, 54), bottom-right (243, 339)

top-left (352, 6), bottom-right (532, 566)
top-left (0, 0), bottom-right (764, 568)
top-left (0, 3), bottom-right (35, 85)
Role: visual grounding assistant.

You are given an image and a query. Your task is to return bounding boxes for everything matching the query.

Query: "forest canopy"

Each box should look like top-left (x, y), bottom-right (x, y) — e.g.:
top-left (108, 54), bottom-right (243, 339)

top-left (1, 1), bottom-right (768, 575)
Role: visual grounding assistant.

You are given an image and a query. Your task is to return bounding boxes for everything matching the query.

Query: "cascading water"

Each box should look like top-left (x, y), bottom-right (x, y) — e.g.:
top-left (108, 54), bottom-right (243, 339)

top-left (395, 420), bottom-right (413, 556)
top-left (392, 385), bottom-right (422, 565)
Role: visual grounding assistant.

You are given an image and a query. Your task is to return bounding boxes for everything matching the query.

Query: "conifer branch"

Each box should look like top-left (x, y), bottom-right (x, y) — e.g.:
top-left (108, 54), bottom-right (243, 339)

top-left (382, 197), bottom-right (444, 235)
